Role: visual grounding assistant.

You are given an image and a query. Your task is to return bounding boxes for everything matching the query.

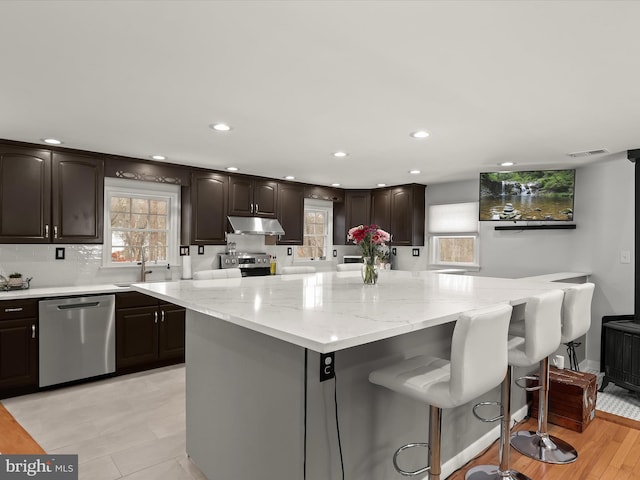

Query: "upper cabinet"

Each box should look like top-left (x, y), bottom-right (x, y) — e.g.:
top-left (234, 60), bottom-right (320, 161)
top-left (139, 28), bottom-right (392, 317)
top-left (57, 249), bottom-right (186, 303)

top-left (276, 182), bottom-right (304, 245)
top-left (52, 152), bottom-right (104, 243)
top-left (228, 176), bottom-right (278, 218)
top-left (0, 144), bottom-right (51, 243)
top-left (190, 172), bottom-right (228, 245)
top-left (334, 185), bottom-right (425, 246)
top-left (0, 144), bottom-right (103, 244)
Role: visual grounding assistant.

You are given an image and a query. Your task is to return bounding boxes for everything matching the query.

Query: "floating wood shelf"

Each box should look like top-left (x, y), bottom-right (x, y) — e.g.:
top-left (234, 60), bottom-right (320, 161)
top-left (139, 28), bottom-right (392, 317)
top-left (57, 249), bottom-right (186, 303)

top-left (494, 224), bottom-right (576, 231)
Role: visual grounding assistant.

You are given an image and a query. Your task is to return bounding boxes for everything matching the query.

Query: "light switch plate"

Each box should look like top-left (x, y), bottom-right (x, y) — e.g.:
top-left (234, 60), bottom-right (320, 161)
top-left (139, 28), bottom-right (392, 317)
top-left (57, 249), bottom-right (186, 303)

top-left (55, 247), bottom-right (65, 260)
top-left (198, 245), bottom-right (205, 255)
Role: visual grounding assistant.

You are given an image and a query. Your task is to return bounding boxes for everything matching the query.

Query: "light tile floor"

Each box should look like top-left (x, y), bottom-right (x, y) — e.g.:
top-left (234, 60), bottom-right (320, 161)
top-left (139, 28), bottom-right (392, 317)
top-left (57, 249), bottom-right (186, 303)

top-left (2, 365), bottom-right (205, 480)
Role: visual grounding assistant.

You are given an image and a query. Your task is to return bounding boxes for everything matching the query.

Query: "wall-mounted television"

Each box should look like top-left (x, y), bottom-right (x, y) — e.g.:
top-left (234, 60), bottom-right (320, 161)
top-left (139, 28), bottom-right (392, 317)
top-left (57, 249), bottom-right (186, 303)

top-left (479, 169), bottom-right (575, 221)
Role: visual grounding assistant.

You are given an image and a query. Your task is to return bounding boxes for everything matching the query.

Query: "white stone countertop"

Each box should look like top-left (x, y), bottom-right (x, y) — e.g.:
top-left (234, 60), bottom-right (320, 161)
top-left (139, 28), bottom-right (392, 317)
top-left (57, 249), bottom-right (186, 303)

top-left (132, 270), bottom-right (580, 353)
top-left (0, 283), bottom-right (131, 300)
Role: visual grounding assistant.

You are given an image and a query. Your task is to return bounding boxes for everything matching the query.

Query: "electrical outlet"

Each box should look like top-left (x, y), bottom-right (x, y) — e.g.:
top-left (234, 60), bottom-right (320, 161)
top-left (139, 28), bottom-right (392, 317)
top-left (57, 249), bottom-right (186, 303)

top-left (320, 352), bottom-right (335, 382)
top-left (180, 246), bottom-right (190, 256)
top-left (198, 245), bottom-right (205, 255)
top-left (55, 247), bottom-right (65, 260)
top-left (412, 248), bottom-right (420, 257)
top-left (287, 247), bottom-right (292, 256)
top-left (333, 249), bottom-right (337, 257)
top-left (392, 247), bottom-right (397, 256)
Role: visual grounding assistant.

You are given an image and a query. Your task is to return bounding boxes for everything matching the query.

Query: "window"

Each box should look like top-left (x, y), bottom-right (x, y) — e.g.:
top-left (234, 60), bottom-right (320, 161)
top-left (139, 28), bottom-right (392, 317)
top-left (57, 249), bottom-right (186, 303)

top-left (103, 178), bottom-right (180, 267)
top-left (428, 202), bottom-right (479, 268)
top-left (295, 199), bottom-right (333, 261)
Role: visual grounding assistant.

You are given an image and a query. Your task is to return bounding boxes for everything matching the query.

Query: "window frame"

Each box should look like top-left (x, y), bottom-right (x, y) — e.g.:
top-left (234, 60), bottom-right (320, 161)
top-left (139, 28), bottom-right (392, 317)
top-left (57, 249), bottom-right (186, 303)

top-left (429, 234), bottom-right (480, 268)
top-left (102, 178), bottom-right (181, 268)
top-left (294, 198), bottom-right (333, 263)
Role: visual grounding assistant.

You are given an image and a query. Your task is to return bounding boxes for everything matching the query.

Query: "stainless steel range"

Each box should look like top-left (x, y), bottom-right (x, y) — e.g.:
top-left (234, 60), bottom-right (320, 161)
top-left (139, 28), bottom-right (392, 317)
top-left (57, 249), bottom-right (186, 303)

top-left (219, 252), bottom-right (271, 277)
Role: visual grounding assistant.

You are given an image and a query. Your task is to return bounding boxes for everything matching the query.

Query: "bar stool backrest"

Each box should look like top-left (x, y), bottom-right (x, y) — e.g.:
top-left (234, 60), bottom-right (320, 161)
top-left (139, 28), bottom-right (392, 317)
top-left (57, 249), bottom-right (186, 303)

top-left (449, 303), bottom-right (513, 405)
top-left (560, 283), bottom-right (595, 343)
top-left (280, 266), bottom-right (316, 274)
top-left (521, 290), bottom-right (564, 363)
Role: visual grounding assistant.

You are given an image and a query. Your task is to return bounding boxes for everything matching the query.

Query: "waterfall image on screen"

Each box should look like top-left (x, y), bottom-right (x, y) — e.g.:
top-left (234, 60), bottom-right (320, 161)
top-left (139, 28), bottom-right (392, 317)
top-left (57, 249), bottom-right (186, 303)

top-left (479, 169), bottom-right (575, 221)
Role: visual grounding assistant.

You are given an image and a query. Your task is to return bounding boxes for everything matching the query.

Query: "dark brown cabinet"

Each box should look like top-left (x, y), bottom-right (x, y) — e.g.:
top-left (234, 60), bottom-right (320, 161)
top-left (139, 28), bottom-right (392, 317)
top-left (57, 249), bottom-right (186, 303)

top-left (371, 184), bottom-right (426, 246)
top-left (0, 144), bottom-right (51, 243)
top-left (276, 182), bottom-right (304, 245)
top-left (389, 184), bottom-right (425, 246)
top-left (334, 190), bottom-right (371, 244)
top-left (228, 176), bottom-right (278, 218)
top-left (0, 299), bottom-right (38, 398)
top-left (52, 152), bottom-right (104, 243)
top-left (115, 292), bottom-right (185, 373)
top-left (0, 144), bottom-right (103, 244)
top-left (191, 172), bottom-right (228, 245)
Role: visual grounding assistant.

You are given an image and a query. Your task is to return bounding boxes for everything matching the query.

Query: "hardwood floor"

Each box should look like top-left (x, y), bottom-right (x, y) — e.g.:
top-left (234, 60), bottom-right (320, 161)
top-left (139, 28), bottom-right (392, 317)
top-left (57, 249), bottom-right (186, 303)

top-left (448, 412), bottom-right (640, 480)
top-left (0, 403), bottom-right (45, 454)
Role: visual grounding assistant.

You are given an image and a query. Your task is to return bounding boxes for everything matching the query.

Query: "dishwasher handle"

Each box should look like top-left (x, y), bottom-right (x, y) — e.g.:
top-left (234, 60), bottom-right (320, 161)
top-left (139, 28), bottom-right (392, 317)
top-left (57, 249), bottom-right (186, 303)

top-left (56, 301), bottom-right (101, 310)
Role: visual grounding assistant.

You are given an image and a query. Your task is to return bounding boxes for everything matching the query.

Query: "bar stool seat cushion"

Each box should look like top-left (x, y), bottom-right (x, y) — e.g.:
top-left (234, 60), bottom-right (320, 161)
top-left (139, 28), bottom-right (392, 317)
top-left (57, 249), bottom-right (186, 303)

top-left (370, 304), bottom-right (513, 409)
top-left (507, 290), bottom-right (564, 368)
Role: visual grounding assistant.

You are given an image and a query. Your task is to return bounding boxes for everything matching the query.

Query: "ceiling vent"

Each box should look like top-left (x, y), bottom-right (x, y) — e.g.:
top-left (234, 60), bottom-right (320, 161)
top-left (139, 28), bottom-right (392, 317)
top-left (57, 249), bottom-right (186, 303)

top-left (566, 148), bottom-right (609, 158)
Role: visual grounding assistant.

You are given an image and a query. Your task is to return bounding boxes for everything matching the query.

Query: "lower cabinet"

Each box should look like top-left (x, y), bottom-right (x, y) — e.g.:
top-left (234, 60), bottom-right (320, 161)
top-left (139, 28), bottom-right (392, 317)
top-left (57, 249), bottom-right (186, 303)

top-left (0, 299), bottom-right (38, 398)
top-left (115, 292), bottom-right (185, 373)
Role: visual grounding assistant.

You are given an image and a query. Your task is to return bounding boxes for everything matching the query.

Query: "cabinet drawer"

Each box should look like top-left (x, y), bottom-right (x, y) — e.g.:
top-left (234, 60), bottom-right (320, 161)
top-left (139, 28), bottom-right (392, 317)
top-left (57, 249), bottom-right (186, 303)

top-left (116, 292), bottom-right (158, 309)
top-left (0, 299), bottom-right (38, 321)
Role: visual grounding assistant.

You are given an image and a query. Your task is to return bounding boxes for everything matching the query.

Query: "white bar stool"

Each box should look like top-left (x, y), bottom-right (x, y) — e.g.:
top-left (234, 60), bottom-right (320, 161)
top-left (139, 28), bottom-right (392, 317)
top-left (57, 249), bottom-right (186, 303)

top-left (369, 303), bottom-right (513, 480)
top-left (466, 289), bottom-right (564, 480)
top-left (280, 266), bottom-right (316, 274)
top-left (510, 283), bottom-right (595, 464)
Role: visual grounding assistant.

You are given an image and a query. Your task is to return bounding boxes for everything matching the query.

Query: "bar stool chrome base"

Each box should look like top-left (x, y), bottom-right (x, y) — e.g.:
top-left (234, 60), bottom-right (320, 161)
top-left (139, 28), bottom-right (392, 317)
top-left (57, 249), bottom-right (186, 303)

top-left (465, 464), bottom-right (533, 480)
top-left (510, 430), bottom-right (578, 464)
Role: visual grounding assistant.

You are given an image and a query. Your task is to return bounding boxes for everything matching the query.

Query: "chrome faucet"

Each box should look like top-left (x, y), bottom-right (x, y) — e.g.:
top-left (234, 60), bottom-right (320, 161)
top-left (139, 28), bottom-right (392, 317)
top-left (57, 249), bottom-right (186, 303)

top-left (139, 249), bottom-right (152, 282)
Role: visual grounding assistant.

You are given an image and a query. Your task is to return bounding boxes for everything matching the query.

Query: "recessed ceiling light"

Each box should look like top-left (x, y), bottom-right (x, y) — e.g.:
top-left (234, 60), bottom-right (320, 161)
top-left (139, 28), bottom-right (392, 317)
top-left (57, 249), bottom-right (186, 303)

top-left (409, 169), bottom-right (421, 175)
top-left (331, 183), bottom-right (341, 187)
top-left (333, 151), bottom-right (348, 158)
top-left (226, 166), bottom-right (239, 172)
top-left (377, 183), bottom-right (387, 187)
top-left (210, 123), bottom-right (232, 132)
top-left (410, 131), bottom-right (430, 139)
top-left (151, 155), bottom-right (166, 161)
top-left (499, 162), bottom-right (515, 167)
top-left (42, 138), bottom-right (62, 145)
top-left (284, 175), bottom-right (295, 180)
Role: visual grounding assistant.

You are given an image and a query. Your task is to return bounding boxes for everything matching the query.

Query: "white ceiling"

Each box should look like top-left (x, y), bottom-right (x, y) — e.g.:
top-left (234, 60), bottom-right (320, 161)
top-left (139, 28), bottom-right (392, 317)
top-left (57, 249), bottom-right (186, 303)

top-left (1, 1), bottom-right (639, 188)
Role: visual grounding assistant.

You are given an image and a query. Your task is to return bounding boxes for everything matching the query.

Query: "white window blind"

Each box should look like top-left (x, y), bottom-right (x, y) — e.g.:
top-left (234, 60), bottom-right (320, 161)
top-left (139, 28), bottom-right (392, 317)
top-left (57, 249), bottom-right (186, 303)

top-left (428, 202), bottom-right (479, 233)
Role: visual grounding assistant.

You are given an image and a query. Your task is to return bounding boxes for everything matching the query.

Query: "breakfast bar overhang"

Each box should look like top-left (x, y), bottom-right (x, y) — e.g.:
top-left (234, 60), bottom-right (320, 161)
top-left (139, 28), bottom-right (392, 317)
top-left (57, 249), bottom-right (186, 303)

top-left (134, 271), bottom-right (580, 480)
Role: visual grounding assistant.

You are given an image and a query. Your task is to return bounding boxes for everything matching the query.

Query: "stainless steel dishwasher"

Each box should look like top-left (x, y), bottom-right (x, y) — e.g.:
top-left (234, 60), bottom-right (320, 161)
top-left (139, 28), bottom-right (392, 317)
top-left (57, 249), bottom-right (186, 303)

top-left (39, 294), bottom-right (116, 387)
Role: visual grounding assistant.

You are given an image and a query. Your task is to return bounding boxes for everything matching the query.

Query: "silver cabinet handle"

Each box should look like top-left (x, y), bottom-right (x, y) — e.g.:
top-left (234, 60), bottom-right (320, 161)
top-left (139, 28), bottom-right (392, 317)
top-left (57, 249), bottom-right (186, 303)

top-left (54, 225), bottom-right (58, 239)
top-left (161, 310), bottom-right (165, 322)
top-left (154, 311), bottom-right (158, 324)
top-left (32, 324), bottom-right (36, 339)
top-left (255, 203), bottom-right (259, 213)
top-left (45, 224), bottom-right (49, 238)
top-left (250, 203), bottom-right (254, 214)
top-left (4, 307), bottom-right (23, 313)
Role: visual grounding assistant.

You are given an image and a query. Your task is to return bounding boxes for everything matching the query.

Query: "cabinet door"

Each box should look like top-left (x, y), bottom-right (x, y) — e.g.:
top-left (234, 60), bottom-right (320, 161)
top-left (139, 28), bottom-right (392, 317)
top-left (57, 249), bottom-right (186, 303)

top-left (228, 176), bottom-right (254, 216)
top-left (0, 318), bottom-right (38, 392)
top-left (0, 145), bottom-right (51, 243)
top-left (116, 306), bottom-right (159, 371)
top-left (253, 180), bottom-right (278, 218)
top-left (371, 188), bottom-right (391, 233)
top-left (340, 190), bottom-right (371, 244)
top-left (390, 185), bottom-right (425, 246)
top-left (277, 183), bottom-right (304, 245)
top-left (51, 153), bottom-right (104, 243)
top-left (158, 304), bottom-right (185, 361)
top-left (191, 172), bottom-right (228, 245)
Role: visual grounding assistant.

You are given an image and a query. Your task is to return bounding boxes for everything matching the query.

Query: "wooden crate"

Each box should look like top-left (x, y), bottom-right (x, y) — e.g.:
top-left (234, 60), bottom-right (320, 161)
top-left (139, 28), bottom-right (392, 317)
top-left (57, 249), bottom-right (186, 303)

top-left (528, 367), bottom-right (598, 432)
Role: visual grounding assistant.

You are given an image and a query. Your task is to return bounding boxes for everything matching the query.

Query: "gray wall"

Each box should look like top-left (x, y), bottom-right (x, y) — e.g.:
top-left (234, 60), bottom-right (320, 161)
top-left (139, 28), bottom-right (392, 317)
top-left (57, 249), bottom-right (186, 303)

top-left (425, 154), bottom-right (635, 366)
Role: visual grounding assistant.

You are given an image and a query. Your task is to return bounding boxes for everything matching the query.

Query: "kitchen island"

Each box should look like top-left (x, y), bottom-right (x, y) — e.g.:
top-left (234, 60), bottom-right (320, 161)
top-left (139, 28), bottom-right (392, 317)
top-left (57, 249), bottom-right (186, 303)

top-left (133, 270), bottom-right (577, 480)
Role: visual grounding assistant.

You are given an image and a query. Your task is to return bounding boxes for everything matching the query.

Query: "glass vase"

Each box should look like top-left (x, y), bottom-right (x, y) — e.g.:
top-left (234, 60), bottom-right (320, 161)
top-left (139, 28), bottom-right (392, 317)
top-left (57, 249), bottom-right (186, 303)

top-left (361, 257), bottom-right (379, 285)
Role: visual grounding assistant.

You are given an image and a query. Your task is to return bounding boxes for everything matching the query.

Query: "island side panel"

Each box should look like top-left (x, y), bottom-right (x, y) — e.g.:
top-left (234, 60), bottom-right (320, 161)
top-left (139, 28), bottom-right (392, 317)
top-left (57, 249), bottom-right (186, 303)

top-left (185, 309), bottom-right (306, 480)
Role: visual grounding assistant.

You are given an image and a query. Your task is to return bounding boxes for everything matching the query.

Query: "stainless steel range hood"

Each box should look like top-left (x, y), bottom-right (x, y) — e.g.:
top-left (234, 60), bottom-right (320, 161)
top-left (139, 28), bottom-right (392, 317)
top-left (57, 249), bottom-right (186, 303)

top-left (227, 216), bottom-right (285, 235)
